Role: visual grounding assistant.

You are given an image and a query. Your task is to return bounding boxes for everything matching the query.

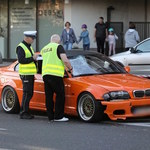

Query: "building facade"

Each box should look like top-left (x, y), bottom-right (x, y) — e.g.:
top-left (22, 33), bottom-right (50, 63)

top-left (0, 0), bottom-right (149, 59)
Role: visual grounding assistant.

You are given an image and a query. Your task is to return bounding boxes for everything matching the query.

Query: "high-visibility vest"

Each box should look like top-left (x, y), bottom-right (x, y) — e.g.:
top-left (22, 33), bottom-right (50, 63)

top-left (41, 43), bottom-right (65, 77)
top-left (17, 43), bottom-right (37, 75)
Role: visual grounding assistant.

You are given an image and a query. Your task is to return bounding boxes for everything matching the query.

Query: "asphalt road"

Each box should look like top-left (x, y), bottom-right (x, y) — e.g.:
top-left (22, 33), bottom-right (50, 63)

top-left (0, 105), bottom-right (150, 150)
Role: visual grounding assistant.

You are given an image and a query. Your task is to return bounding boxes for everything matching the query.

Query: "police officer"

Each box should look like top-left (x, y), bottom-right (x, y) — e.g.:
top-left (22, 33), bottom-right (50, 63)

top-left (16, 31), bottom-right (38, 119)
top-left (41, 34), bottom-right (72, 122)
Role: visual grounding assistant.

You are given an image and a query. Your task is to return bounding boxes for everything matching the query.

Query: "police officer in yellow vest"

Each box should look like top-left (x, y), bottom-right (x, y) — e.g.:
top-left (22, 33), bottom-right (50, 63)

top-left (16, 31), bottom-right (38, 119)
top-left (41, 34), bottom-right (72, 122)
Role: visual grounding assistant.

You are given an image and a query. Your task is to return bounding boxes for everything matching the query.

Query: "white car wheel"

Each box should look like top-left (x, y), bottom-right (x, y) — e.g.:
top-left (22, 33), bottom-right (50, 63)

top-left (1, 86), bottom-right (20, 113)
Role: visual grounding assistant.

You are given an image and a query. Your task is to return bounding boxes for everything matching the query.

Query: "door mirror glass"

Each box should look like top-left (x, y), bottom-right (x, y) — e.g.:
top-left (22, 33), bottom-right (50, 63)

top-left (124, 66), bottom-right (130, 73)
top-left (130, 47), bottom-right (135, 53)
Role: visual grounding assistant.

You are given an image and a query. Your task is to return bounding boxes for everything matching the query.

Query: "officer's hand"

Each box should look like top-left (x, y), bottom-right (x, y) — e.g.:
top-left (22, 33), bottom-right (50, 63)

top-left (33, 54), bottom-right (38, 61)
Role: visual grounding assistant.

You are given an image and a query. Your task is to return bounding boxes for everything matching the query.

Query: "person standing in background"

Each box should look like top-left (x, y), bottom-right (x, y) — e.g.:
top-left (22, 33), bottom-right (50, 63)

top-left (94, 17), bottom-right (108, 54)
top-left (125, 22), bottom-right (140, 51)
top-left (106, 28), bottom-right (118, 56)
top-left (78, 24), bottom-right (90, 50)
top-left (61, 21), bottom-right (77, 50)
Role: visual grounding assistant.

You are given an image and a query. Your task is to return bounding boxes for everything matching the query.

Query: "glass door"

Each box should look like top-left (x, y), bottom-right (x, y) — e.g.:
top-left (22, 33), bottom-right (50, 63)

top-left (38, 0), bottom-right (64, 51)
top-left (9, 0), bottom-right (36, 59)
top-left (0, 0), bottom-right (8, 59)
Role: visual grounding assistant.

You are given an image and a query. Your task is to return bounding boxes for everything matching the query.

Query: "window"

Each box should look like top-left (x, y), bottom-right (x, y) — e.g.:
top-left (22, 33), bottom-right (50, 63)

top-left (136, 39), bottom-right (150, 52)
top-left (38, 0), bottom-right (64, 51)
top-left (9, 0), bottom-right (36, 59)
top-left (0, 0), bottom-right (8, 59)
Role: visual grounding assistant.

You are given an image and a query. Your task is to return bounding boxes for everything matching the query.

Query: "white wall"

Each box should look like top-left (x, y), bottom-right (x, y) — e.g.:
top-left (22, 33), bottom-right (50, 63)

top-left (64, 0), bottom-right (108, 48)
top-left (64, 0), bottom-right (148, 48)
top-left (109, 0), bottom-right (145, 31)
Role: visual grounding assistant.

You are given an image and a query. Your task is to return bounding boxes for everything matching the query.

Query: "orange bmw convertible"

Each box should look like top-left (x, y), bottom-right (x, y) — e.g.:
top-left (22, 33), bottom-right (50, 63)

top-left (1, 50), bottom-right (150, 122)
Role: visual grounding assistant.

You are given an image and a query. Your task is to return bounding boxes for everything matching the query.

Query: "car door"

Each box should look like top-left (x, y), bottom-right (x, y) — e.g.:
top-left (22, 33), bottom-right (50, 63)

top-left (31, 74), bottom-right (46, 111)
top-left (126, 39), bottom-right (150, 75)
top-left (31, 59), bottom-right (46, 111)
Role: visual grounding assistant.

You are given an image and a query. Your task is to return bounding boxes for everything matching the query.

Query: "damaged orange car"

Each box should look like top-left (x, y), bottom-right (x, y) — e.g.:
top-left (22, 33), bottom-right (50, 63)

top-left (1, 50), bottom-right (150, 122)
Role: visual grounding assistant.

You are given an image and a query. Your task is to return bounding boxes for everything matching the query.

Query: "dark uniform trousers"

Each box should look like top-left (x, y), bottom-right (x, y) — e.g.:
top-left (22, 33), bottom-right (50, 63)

top-left (43, 75), bottom-right (65, 120)
top-left (20, 75), bottom-right (34, 115)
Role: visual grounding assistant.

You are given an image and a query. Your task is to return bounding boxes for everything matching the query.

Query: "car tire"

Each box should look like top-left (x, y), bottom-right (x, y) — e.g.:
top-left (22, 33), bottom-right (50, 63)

top-left (77, 92), bottom-right (104, 122)
top-left (1, 86), bottom-right (20, 113)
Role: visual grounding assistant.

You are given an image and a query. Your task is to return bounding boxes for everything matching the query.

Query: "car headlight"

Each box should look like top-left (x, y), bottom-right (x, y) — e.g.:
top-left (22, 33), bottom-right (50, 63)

top-left (103, 91), bottom-right (130, 101)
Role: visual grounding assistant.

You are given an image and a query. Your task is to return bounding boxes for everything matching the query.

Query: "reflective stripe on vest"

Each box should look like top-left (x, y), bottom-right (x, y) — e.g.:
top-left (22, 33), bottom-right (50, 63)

top-left (18, 43), bottom-right (37, 75)
top-left (41, 43), bottom-right (65, 77)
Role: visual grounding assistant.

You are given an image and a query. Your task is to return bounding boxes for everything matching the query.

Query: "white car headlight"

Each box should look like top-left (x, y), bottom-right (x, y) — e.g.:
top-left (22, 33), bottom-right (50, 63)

top-left (103, 91), bottom-right (130, 101)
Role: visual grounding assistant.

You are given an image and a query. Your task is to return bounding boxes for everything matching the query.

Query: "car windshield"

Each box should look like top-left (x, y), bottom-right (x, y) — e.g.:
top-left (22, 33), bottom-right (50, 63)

top-left (15, 53), bottom-right (126, 76)
top-left (69, 54), bottom-right (125, 77)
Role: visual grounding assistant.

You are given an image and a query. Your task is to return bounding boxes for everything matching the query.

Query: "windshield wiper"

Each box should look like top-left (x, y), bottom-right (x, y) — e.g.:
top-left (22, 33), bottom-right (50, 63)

top-left (74, 73), bottom-right (101, 77)
top-left (104, 72), bottom-right (122, 74)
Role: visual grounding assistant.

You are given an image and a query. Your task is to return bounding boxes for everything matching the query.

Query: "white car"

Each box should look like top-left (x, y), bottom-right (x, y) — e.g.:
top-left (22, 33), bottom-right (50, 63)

top-left (110, 37), bottom-right (150, 76)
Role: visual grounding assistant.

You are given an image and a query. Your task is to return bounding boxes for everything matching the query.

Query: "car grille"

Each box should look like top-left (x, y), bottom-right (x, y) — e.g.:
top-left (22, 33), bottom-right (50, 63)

top-left (133, 89), bottom-right (150, 98)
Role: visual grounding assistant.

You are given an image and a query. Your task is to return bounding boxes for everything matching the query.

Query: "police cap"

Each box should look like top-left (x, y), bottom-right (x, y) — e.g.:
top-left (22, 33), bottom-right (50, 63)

top-left (24, 31), bottom-right (37, 38)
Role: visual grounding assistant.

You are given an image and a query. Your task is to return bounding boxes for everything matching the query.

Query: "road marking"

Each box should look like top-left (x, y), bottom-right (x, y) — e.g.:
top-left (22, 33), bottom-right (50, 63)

top-left (118, 122), bottom-right (150, 127)
top-left (0, 128), bottom-right (7, 131)
top-left (0, 149), bottom-right (13, 150)
top-left (105, 121), bottom-right (150, 127)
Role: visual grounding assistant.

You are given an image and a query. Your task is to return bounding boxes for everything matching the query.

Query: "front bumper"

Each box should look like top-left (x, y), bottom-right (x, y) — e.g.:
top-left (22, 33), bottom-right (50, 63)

top-left (101, 99), bottom-right (150, 120)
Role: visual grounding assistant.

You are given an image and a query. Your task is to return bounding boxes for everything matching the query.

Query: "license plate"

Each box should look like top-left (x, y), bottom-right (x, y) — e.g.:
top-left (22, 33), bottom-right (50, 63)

top-left (133, 107), bottom-right (150, 115)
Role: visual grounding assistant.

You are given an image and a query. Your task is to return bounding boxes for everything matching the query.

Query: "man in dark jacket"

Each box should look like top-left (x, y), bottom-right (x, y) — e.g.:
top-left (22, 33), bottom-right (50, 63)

top-left (94, 17), bottom-right (108, 54)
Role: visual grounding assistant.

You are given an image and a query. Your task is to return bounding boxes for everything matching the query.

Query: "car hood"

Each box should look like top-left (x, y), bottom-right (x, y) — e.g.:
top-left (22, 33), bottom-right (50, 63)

top-left (77, 74), bottom-right (150, 91)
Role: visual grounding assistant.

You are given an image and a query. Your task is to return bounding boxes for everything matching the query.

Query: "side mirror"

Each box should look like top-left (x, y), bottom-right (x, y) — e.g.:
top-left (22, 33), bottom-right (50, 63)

top-left (124, 66), bottom-right (130, 73)
top-left (130, 47), bottom-right (136, 53)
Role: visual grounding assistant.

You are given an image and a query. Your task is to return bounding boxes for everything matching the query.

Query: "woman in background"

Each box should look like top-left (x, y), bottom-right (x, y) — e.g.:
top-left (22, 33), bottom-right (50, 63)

top-left (61, 21), bottom-right (77, 50)
top-left (125, 22), bottom-right (140, 51)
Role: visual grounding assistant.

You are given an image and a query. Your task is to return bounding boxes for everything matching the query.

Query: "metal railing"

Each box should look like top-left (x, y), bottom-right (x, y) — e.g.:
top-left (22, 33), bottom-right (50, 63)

top-left (134, 22), bottom-right (150, 41)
